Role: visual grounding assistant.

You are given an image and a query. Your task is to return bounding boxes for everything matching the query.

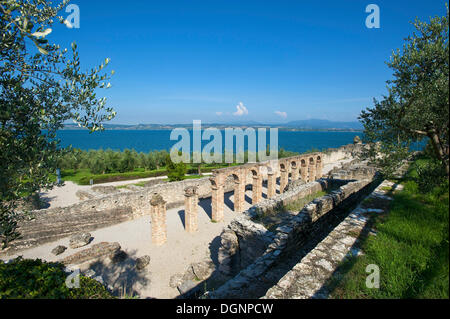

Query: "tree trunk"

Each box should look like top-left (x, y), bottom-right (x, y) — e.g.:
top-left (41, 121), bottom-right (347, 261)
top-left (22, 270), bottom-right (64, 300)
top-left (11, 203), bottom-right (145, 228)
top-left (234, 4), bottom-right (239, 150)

top-left (428, 130), bottom-right (449, 176)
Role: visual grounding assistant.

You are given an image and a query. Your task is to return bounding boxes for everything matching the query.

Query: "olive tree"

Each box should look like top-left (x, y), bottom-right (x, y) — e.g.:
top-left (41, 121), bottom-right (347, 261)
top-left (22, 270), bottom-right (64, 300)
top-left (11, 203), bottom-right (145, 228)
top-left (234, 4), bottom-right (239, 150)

top-left (0, 0), bottom-right (116, 248)
top-left (359, 7), bottom-right (449, 177)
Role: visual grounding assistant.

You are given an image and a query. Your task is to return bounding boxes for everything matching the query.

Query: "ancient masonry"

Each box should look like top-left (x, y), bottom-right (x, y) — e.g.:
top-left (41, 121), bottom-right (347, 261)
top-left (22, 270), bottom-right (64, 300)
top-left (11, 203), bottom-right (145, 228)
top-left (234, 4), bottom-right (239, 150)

top-left (150, 194), bottom-right (167, 246)
top-left (150, 152), bottom-right (324, 244)
top-left (2, 144), bottom-right (360, 255)
top-left (167, 161), bottom-right (379, 298)
top-left (263, 180), bottom-right (401, 299)
top-left (147, 152), bottom-right (324, 243)
top-left (184, 186), bottom-right (199, 233)
top-left (209, 152), bottom-right (323, 223)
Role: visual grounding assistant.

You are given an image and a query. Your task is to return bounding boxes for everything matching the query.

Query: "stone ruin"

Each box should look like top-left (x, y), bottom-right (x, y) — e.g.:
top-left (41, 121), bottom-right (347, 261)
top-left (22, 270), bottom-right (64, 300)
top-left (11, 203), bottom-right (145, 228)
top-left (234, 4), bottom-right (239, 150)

top-left (1, 143), bottom-right (381, 299)
top-left (1, 145), bottom-right (364, 255)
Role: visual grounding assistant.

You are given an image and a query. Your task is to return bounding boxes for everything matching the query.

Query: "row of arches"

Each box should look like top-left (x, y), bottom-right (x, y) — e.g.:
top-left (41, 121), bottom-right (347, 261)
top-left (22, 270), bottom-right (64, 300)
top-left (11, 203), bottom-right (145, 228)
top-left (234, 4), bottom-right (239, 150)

top-left (209, 153), bottom-right (324, 222)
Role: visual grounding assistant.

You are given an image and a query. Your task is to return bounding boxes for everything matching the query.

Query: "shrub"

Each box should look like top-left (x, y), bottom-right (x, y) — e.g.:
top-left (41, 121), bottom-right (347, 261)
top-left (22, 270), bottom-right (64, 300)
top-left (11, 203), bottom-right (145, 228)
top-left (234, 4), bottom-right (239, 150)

top-left (167, 162), bottom-right (187, 182)
top-left (415, 160), bottom-right (447, 193)
top-left (0, 257), bottom-right (114, 299)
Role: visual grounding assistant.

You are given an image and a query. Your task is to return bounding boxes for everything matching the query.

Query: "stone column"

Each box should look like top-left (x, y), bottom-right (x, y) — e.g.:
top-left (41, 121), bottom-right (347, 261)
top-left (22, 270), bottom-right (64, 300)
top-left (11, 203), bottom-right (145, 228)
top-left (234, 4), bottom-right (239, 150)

top-left (280, 168), bottom-right (288, 194)
top-left (300, 166), bottom-right (308, 182)
top-left (184, 186), bottom-right (198, 233)
top-left (267, 172), bottom-right (276, 198)
top-left (308, 161), bottom-right (316, 182)
top-left (234, 177), bottom-right (245, 213)
top-left (150, 193), bottom-right (167, 246)
top-left (291, 164), bottom-right (299, 181)
top-left (252, 174), bottom-right (262, 204)
top-left (210, 177), bottom-right (224, 222)
top-left (315, 161), bottom-right (323, 180)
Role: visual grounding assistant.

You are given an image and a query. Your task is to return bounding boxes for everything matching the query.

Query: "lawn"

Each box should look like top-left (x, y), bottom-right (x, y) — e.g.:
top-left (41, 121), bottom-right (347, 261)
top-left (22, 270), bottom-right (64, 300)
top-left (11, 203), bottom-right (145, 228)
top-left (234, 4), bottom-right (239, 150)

top-left (328, 159), bottom-right (449, 299)
top-left (60, 168), bottom-right (168, 185)
top-left (60, 164), bottom-right (232, 185)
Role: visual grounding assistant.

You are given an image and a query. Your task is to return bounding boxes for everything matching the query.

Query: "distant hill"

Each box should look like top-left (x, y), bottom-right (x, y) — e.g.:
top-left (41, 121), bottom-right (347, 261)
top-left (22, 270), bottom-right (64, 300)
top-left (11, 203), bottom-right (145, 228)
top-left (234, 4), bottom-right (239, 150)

top-left (285, 119), bottom-right (363, 130)
top-left (61, 119), bottom-right (363, 131)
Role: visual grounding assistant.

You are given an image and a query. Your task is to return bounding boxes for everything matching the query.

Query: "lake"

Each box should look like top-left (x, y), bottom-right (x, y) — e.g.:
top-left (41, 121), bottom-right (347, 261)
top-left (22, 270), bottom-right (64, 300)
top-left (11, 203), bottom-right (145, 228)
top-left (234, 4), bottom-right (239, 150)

top-left (56, 130), bottom-right (362, 154)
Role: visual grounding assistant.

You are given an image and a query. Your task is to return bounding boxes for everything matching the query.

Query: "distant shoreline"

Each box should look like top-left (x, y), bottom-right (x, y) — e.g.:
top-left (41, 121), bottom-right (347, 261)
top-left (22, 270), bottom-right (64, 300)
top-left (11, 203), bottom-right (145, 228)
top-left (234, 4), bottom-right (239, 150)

top-left (60, 125), bottom-right (363, 133)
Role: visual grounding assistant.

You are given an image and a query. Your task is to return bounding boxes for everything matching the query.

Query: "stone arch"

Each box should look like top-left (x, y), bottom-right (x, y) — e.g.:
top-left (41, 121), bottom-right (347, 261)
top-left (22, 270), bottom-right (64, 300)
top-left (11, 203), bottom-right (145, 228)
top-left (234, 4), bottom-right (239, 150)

top-left (247, 166), bottom-right (262, 205)
top-left (209, 178), bottom-right (218, 189)
top-left (250, 168), bottom-right (259, 177)
top-left (226, 172), bottom-right (240, 184)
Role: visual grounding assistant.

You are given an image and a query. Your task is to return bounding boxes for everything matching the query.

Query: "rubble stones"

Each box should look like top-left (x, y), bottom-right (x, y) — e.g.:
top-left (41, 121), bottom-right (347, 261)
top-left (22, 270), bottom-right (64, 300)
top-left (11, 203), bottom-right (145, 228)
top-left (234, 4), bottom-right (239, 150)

top-left (51, 245), bottom-right (67, 256)
top-left (69, 232), bottom-right (92, 249)
top-left (135, 255), bottom-right (151, 271)
top-left (61, 242), bottom-right (121, 265)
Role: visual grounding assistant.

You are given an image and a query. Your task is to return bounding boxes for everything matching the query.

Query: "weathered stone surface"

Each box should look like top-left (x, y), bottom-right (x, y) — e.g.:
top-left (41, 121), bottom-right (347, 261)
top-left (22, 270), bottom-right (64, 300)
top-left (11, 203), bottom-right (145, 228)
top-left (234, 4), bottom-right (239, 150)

top-left (169, 273), bottom-right (184, 288)
top-left (192, 261), bottom-right (215, 280)
top-left (75, 189), bottom-right (97, 200)
top-left (2, 144), bottom-right (359, 257)
top-left (182, 265), bottom-right (197, 282)
top-left (84, 269), bottom-right (96, 278)
top-left (262, 179), bottom-right (393, 299)
top-left (91, 186), bottom-right (119, 195)
top-left (61, 242), bottom-right (121, 265)
top-left (177, 279), bottom-right (201, 296)
top-left (135, 255), bottom-right (151, 271)
top-left (284, 178), bottom-right (306, 192)
top-left (51, 245), bottom-right (67, 256)
top-left (93, 276), bottom-right (104, 284)
top-left (69, 232), bottom-right (92, 249)
top-left (150, 194), bottom-right (167, 246)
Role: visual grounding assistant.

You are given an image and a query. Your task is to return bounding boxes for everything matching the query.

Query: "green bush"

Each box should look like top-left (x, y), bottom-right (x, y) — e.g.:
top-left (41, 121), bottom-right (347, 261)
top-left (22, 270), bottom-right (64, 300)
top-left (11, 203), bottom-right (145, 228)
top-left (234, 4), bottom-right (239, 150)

top-left (166, 154), bottom-right (187, 182)
top-left (0, 257), bottom-right (114, 299)
top-left (415, 159), bottom-right (447, 193)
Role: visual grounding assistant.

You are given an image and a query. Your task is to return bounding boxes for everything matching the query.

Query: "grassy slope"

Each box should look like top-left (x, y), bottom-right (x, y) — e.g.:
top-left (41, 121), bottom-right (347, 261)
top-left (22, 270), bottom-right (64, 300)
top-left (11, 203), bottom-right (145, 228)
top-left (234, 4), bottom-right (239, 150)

top-left (329, 160), bottom-right (449, 299)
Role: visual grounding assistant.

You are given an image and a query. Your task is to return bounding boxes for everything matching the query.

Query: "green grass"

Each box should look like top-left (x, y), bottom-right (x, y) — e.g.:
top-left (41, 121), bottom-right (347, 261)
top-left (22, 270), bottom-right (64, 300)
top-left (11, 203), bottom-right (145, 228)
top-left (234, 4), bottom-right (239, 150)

top-left (328, 160), bottom-right (449, 299)
top-left (60, 168), bottom-right (168, 185)
top-left (60, 163), bottom-right (234, 185)
top-left (284, 190), bottom-right (327, 212)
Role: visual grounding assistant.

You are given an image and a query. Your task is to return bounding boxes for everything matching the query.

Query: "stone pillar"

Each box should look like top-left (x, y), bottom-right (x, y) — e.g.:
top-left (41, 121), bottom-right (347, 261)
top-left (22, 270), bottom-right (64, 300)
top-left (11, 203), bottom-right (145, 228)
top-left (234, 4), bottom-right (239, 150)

top-left (210, 177), bottom-right (224, 222)
top-left (308, 161), bottom-right (316, 182)
top-left (252, 174), bottom-right (262, 204)
top-left (150, 193), bottom-right (167, 246)
top-left (315, 161), bottom-right (323, 180)
top-left (291, 164), bottom-right (299, 181)
top-left (267, 172), bottom-right (276, 198)
top-left (184, 186), bottom-right (198, 233)
top-left (300, 166), bottom-right (308, 182)
top-left (280, 168), bottom-right (288, 194)
top-left (234, 177), bottom-right (245, 213)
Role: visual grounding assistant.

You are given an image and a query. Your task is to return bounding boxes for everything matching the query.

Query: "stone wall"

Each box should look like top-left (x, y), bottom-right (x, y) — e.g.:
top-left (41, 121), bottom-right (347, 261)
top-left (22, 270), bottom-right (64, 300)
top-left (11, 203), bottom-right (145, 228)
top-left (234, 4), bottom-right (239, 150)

top-left (206, 166), bottom-right (379, 298)
top-left (2, 144), bottom-right (360, 256)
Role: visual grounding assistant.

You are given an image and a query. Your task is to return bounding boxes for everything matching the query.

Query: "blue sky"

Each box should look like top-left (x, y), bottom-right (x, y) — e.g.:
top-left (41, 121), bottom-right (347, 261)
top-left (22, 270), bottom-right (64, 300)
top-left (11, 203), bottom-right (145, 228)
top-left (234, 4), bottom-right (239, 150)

top-left (50, 0), bottom-right (448, 124)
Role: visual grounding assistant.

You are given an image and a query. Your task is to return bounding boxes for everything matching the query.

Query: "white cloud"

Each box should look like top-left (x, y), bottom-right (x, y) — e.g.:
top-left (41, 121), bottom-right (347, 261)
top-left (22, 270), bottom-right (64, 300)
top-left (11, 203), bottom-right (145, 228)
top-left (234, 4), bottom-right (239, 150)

top-left (274, 111), bottom-right (287, 119)
top-left (233, 102), bottom-right (248, 116)
top-left (215, 111), bottom-right (223, 116)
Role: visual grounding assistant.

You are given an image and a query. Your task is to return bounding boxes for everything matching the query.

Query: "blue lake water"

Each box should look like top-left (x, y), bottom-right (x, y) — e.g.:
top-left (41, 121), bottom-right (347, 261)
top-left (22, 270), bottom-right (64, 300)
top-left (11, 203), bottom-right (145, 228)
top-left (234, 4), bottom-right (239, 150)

top-left (56, 130), bottom-right (362, 154)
